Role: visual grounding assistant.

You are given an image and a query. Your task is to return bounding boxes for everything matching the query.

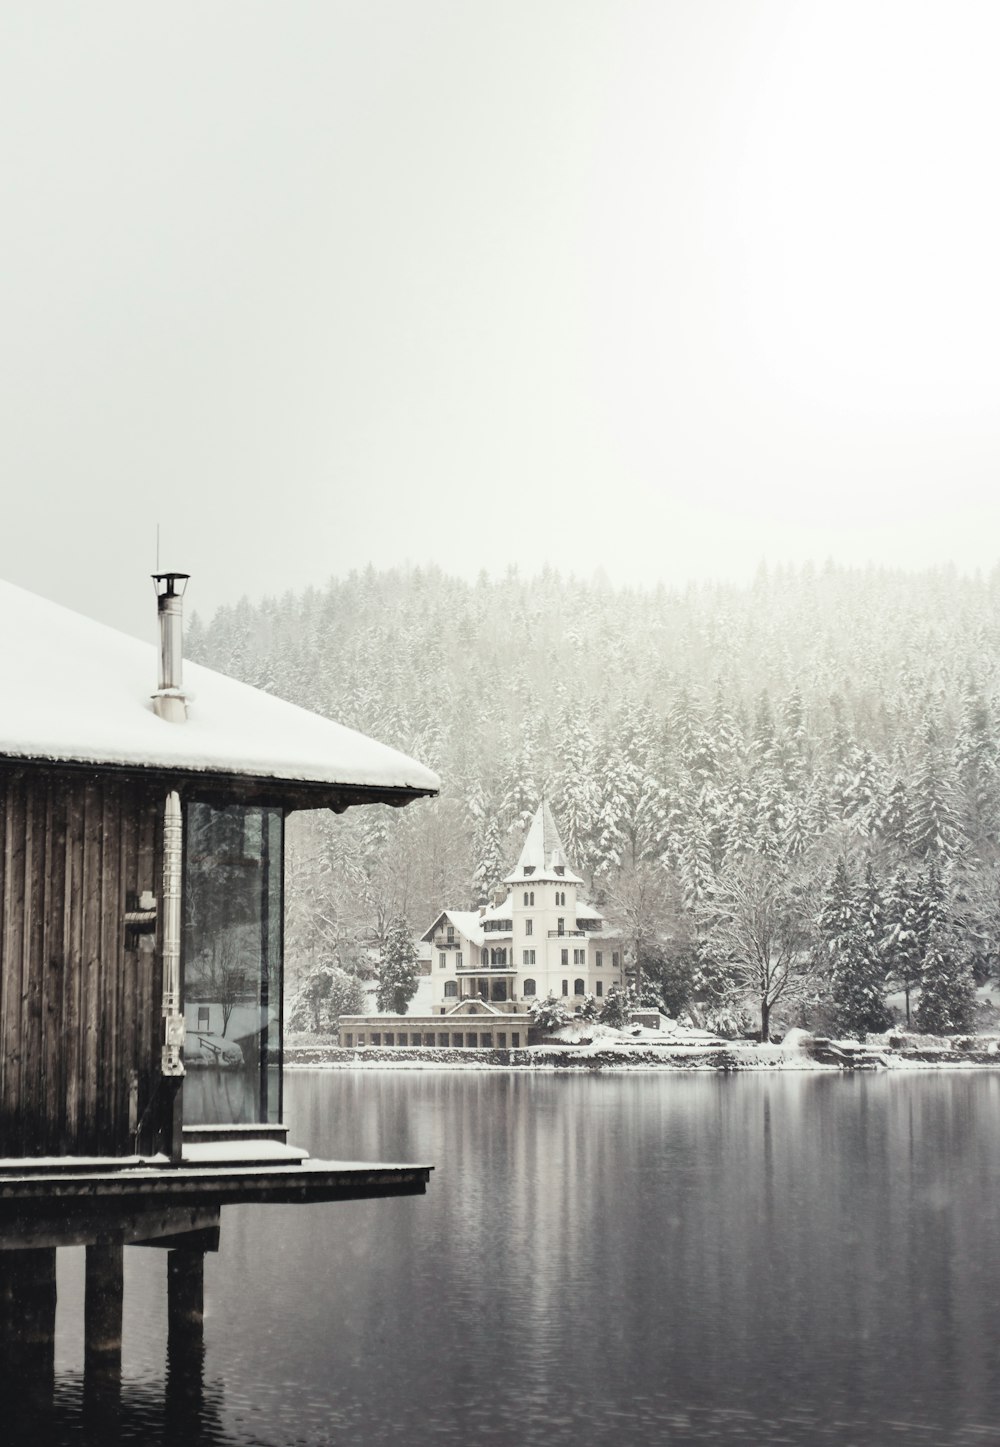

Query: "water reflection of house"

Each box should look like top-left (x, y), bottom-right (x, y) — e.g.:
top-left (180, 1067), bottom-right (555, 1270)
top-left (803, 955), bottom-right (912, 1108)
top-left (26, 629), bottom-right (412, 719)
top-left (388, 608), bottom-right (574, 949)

top-left (341, 801), bottom-right (623, 1048)
top-left (0, 574), bottom-right (439, 1408)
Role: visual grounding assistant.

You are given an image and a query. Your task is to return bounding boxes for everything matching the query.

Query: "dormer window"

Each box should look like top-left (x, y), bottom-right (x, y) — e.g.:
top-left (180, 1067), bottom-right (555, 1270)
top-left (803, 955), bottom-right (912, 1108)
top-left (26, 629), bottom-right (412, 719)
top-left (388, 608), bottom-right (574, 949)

top-left (554, 865), bottom-right (565, 876)
top-left (523, 866), bottom-right (535, 876)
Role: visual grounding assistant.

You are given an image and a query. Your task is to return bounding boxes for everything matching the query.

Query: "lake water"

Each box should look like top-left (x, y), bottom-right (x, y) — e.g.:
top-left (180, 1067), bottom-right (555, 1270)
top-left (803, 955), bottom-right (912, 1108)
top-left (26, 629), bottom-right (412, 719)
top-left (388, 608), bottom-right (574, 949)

top-left (27, 1069), bottom-right (1000, 1444)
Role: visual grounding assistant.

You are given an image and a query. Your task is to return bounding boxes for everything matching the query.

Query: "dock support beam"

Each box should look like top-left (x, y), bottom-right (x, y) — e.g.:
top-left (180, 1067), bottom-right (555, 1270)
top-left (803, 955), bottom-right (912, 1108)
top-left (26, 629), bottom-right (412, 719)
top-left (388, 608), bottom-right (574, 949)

top-left (166, 1248), bottom-right (206, 1426)
top-left (84, 1239), bottom-right (124, 1421)
top-left (0, 1247), bottom-right (56, 1418)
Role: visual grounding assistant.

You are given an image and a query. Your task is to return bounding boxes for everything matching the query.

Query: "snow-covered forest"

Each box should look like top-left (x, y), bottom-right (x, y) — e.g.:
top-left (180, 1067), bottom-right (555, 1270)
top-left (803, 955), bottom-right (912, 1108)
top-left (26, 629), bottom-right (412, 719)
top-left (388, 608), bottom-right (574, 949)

top-left (187, 562), bottom-right (1000, 1035)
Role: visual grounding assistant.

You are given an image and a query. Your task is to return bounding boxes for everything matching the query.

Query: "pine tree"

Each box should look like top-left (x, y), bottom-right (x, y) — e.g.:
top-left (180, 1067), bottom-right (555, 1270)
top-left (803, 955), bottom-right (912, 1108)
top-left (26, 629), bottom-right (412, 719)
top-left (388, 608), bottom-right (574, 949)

top-left (915, 943), bottom-right (976, 1034)
top-left (472, 813), bottom-right (506, 906)
top-left (676, 817), bottom-right (715, 912)
top-left (818, 858), bottom-right (890, 1036)
top-left (288, 963), bottom-right (366, 1035)
top-left (818, 857), bottom-right (857, 959)
top-left (908, 733), bottom-right (961, 862)
top-left (883, 870), bottom-right (924, 1026)
top-left (376, 917), bottom-right (419, 1014)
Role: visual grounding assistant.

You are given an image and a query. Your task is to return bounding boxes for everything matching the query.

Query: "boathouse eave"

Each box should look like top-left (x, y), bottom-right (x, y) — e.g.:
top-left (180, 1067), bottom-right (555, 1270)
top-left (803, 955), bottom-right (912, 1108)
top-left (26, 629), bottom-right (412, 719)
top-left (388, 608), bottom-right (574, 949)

top-left (0, 578), bottom-right (440, 801)
top-left (0, 753), bottom-right (435, 814)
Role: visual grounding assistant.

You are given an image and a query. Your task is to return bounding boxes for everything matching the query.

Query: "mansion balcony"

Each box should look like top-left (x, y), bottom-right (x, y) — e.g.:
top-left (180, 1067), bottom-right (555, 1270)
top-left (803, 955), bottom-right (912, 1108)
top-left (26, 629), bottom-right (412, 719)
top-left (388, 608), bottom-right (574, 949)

top-left (547, 929), bottom-right (586, 938)
top-left (432, 934), bottom-right (461, 949)
top-left (457, 963), bottom-right (516, 974)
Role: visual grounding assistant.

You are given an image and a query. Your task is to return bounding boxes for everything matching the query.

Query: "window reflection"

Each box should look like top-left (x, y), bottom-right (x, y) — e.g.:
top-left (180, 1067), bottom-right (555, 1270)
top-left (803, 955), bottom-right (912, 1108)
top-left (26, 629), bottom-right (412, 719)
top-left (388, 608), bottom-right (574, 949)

top-left (182, 802), bottom-right (283, 1125)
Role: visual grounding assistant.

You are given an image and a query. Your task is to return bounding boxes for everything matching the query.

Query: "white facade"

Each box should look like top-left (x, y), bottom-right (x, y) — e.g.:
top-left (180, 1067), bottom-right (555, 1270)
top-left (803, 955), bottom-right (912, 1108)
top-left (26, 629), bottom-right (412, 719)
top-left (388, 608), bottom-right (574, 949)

top-left (423, 803), bottom-right (623, 1015)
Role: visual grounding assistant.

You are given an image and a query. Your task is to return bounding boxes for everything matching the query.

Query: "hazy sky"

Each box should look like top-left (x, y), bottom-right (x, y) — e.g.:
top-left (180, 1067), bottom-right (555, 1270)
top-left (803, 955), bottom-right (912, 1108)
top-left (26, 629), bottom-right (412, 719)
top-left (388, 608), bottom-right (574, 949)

top-left (2, 1), bottom-right (998, 637)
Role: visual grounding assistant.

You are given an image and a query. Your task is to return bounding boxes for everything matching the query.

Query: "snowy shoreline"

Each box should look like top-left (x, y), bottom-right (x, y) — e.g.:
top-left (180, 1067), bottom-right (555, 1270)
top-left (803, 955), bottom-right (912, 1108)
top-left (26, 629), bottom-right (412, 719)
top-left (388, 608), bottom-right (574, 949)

top-left (284, 1042), bottom-right (1000, 1074)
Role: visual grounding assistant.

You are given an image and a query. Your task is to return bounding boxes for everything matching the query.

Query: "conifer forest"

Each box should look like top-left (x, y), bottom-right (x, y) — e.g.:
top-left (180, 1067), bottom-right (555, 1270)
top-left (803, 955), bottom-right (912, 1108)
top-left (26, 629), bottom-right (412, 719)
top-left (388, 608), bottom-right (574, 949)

top-left (187, 562), bottom-right (1000, 1037)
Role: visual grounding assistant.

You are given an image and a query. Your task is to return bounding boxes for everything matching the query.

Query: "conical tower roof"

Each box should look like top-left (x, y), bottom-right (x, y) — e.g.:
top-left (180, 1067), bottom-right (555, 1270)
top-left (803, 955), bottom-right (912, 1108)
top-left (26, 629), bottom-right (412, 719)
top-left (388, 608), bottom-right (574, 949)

top-left (504, 800), bottom-right (583, 884)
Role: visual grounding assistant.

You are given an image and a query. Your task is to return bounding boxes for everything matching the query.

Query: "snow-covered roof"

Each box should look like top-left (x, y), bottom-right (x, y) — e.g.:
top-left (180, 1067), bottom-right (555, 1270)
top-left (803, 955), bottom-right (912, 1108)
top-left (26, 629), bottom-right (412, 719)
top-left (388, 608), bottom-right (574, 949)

top-left (444, 910), bottom-right (485, 946)
top-left (421, 909), bottom-right (485, 946)
top-left (504, 801), bottom-right (584, 885)
top-left (0, 580), bottom-right (439, 801)
top-left (480, 894), bottom-right (513, 922)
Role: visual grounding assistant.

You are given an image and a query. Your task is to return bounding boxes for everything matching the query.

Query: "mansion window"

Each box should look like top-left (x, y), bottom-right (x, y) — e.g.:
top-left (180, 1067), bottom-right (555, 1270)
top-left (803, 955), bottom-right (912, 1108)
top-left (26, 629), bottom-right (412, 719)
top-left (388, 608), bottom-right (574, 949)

top-left (439, 953), bottom-right (447, 968)
top-left (445, 981), bottom-right (458, 998)
top-left (456, 952), bottom-right (463, 967)
top-left (561, 980), bottom-right (569, 996)
top-left (525, 919), bottom-right (533, 936)
top-left (523, 978), bottom-right (537, 997)
top-left (482, 949), bottom-right (488, 964)
top-left (557, 918), bottom-right (565, 935)
top-left (574, 978), bottom-right (585, 995)
top-left (523, 949), bottom-right (536, 966)
top-left (561, 949), bottom-right (568, 966)
top-left (596, 951), bottom-right (603, 967)
top-left (613, 952), bottom-right (620, 968)
top-left (573, 949), bottom-right (585, 965)
top-left (596, 980), bottom-right (603, 997)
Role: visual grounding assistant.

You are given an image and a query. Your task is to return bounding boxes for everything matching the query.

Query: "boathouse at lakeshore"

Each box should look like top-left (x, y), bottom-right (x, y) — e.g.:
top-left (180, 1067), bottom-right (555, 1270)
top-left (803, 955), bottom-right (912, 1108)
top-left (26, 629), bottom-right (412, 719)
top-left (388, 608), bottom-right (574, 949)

top-left (0, 572), bottom-right (439, 1201)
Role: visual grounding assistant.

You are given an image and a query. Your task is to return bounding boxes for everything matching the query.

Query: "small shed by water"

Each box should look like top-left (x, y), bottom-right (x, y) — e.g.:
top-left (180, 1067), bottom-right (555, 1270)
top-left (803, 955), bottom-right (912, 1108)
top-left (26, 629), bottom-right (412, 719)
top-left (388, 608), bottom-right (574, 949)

top-left (0, 573), bottom-right (438, 1195)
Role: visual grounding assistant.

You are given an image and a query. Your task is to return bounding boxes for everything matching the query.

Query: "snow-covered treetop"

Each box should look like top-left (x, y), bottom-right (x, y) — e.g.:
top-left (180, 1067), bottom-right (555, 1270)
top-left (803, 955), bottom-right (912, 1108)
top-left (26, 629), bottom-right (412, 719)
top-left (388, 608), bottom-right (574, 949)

top-left (0, 580), bottom-right (439, 801)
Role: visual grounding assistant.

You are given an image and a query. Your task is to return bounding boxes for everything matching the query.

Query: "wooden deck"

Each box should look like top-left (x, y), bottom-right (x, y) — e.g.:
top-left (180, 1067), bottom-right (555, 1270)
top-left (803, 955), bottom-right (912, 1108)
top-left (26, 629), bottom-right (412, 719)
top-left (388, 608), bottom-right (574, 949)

top-left (0, 1151), bottom-right (432, 1227)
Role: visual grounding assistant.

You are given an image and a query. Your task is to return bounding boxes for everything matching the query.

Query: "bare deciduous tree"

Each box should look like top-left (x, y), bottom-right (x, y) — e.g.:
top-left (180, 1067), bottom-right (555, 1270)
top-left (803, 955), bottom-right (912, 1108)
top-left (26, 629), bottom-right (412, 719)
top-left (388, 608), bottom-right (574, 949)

top-left (698, 858), bottom-right (814, 1041)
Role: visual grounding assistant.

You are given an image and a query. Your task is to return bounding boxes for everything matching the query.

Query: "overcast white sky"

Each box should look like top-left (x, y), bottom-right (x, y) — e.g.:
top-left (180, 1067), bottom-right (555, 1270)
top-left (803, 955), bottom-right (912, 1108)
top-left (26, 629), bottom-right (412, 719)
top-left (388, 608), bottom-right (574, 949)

top-left (2, 1), bottom-right (998, 638)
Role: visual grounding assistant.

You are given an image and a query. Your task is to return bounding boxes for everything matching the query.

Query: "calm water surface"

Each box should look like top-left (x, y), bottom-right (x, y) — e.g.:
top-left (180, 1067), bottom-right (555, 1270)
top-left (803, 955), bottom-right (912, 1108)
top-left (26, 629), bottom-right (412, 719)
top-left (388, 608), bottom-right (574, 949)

top-left (30, 1071), bottom-right (1000, 1444)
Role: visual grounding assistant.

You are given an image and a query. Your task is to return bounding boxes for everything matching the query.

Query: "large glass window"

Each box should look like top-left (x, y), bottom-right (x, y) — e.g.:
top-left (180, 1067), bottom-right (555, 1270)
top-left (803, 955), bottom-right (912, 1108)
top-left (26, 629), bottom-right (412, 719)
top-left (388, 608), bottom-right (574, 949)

top-left (182, 802), bottom-right (283, 1127)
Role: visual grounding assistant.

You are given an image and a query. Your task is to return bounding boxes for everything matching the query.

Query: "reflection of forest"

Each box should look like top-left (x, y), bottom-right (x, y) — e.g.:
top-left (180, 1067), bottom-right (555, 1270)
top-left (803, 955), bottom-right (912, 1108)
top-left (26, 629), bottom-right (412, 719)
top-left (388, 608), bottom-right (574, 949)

top-left (282, 1071), bottom-right (1000, 1440)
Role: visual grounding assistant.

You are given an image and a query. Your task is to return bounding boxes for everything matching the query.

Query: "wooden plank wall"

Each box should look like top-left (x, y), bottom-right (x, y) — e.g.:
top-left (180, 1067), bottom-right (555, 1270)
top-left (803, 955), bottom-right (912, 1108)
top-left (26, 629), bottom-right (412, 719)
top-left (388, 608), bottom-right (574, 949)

top-left (0, 767), bottom-right (163, 1157)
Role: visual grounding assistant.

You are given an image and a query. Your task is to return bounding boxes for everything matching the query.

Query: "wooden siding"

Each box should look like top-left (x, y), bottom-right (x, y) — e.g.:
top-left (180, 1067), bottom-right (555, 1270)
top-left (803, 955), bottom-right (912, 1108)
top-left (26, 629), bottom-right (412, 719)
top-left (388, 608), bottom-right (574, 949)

top-left (0, 767), bottom-right (163, 1157)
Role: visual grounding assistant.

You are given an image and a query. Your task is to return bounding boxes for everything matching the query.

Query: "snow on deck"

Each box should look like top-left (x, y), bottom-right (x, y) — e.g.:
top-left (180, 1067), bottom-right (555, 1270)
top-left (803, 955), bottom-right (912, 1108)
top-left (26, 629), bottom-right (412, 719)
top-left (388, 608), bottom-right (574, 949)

top-left (0, 579), bottom-right (439, 795)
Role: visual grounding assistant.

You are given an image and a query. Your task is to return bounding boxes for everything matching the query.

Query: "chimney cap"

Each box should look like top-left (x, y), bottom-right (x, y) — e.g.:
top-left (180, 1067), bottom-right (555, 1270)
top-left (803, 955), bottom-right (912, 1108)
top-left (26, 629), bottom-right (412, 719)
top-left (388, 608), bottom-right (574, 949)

top-left (152, 573), bottom-right (190, 598)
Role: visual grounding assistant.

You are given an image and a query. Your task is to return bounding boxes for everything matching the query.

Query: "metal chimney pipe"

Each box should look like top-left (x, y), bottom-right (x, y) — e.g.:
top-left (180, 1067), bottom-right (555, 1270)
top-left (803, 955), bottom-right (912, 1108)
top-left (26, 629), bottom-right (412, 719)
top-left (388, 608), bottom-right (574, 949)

top-left (151, 573), bottom-right (190, 723)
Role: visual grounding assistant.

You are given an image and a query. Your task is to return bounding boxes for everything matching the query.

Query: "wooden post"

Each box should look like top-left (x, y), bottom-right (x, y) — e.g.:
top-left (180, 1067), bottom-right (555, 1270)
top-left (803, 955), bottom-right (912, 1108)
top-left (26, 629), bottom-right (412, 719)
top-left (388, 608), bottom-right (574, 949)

top-left (0, 1247), bottom-right (57, 1417)
top-left (166, 1248), bottom-right (205, 1426)
top-left (84, 1238), bottom-right (123, 1420)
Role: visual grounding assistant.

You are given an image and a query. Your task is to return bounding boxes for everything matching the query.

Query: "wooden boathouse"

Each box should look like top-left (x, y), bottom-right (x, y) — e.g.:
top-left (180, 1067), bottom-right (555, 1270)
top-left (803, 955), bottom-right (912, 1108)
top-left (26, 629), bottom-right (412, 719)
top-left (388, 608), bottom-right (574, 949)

top-left (0, 573), bottom-right (439, 1414)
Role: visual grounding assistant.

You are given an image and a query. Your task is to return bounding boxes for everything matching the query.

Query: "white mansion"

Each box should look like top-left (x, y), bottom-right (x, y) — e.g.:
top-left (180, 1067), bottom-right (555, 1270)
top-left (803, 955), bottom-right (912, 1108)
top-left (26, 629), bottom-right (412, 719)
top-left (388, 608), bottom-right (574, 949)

top-left (340, 802), bottom-right (623, 1049)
